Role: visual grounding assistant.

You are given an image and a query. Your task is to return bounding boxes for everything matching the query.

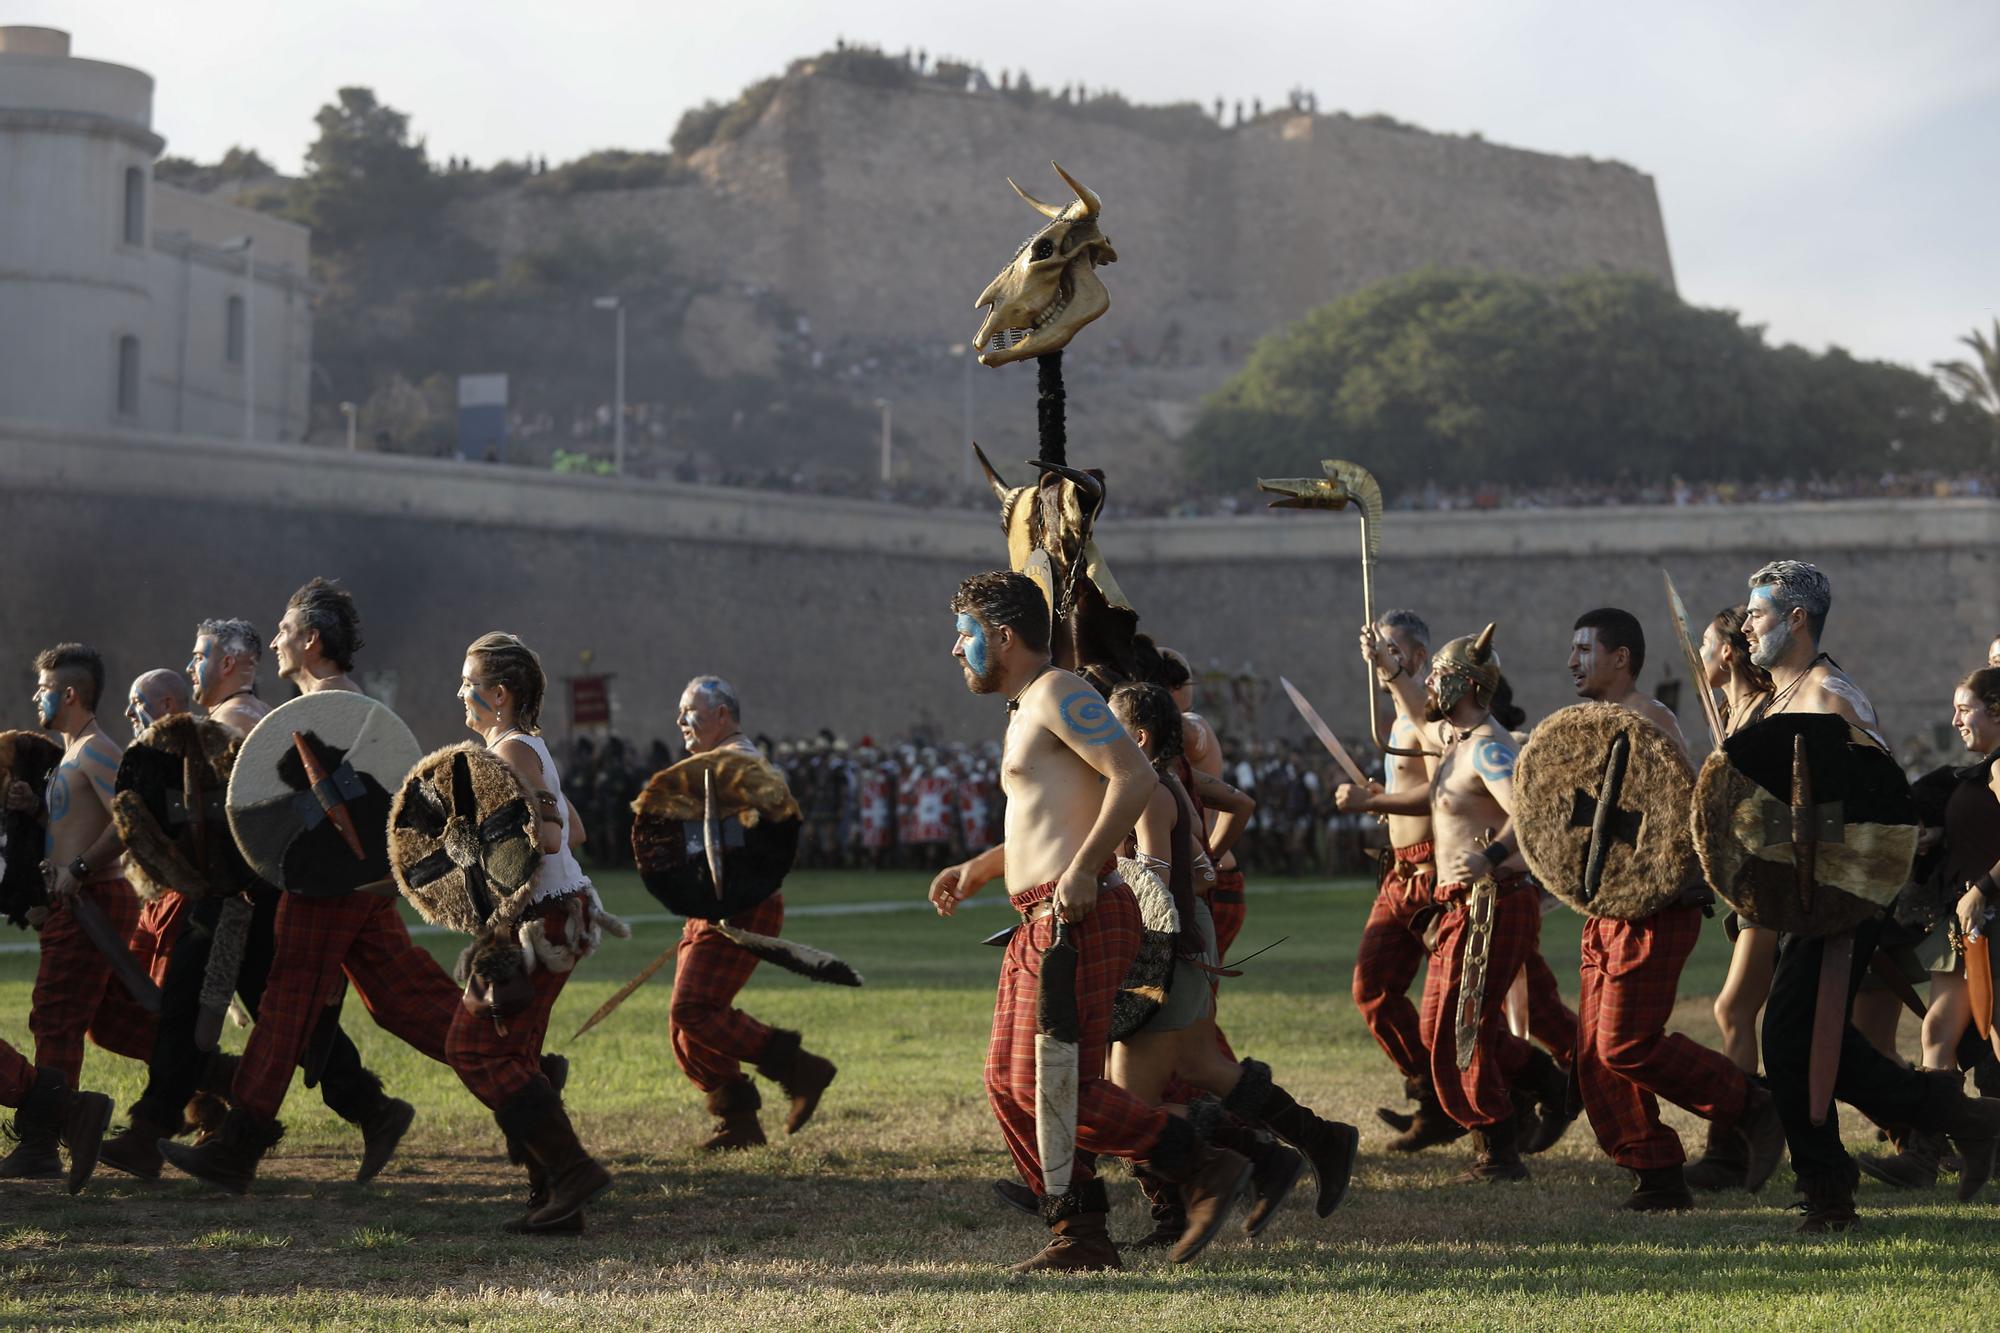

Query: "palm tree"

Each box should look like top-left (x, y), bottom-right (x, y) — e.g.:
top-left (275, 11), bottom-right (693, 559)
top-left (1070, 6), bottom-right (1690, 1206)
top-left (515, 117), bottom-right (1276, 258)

top-left (1934, 319), bottom-right (2000, 459)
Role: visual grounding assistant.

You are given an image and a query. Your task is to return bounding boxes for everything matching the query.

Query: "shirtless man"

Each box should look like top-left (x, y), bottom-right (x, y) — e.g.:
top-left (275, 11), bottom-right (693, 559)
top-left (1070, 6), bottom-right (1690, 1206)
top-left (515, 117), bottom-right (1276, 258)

top-left (665, 674), bottom-right (837, 1151)
top-left (1738, 560), bottom-right (2000, 1230)
top-left (162, 580), bottom-right (459, 1194)
top-left (102, 618), bottom-right (389, 1180)
top-left (0, 644), bottom-right (157, 1179)
top-left (1565, 608), bottom-right (1784, 1210)
top-left (930, 571), bottom-right (1249, 1273)
top-left (123, 669), bottom-right (191, 738)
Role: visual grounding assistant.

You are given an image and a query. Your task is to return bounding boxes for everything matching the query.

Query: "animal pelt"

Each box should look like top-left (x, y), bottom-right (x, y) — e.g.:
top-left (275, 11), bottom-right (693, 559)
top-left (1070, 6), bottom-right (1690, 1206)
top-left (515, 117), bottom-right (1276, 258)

top-left (0, 730), bottom-right (61, 928)
top-left (110, 714), bottom-right (245, 904)
top-left (517, 883), bottom-right (630, 975)
top-left (630, 748), bottom-right (800, 826)
top-left (709, 923), bottom-right (863, 987)
top-left (1514, 703), bottom-right (1696, 921)
top-left (389, 742), bottom-right (542, 936)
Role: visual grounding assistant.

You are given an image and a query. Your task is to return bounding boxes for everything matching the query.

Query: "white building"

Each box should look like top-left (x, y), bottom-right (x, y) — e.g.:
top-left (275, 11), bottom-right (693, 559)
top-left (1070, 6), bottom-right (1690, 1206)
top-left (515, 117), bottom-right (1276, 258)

top-left (0, 26), bottom-right (312, 440)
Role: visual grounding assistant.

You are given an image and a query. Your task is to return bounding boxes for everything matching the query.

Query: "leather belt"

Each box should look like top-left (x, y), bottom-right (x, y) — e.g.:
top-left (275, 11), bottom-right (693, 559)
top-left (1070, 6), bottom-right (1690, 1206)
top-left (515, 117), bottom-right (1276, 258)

top-left (1015, 899), bottom-right (1059, 924)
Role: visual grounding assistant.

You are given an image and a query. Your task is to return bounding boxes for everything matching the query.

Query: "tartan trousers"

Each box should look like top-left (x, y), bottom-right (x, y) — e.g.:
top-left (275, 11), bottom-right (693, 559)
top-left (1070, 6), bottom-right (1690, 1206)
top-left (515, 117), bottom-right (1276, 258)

top-left (670, 894), bottom-right (784, 1093)
top-left (30, 877), bottom-right (158, 1084)
top-left (134, 889), bottom-right (192, 988)
top-left (1578, 906), bottom-right (1749, 1169)
top-left (1353, 842), bottom-right (1434, 1081)
top-left (987, 878), bottom-right (1171, 1192)
top-left (232, 892), bottom-right (460, 1120)
top-left (0, 1036), bottom-right (34, 1106)
top-left (447, 898), bottom-right (578, 1110)
top-left (1209, 867), bottom-right (1247, 961)
top-left (1521, 943), bottom-right (1579, 1068)
top-left (1420, 877), bottom-right (1542, 1130)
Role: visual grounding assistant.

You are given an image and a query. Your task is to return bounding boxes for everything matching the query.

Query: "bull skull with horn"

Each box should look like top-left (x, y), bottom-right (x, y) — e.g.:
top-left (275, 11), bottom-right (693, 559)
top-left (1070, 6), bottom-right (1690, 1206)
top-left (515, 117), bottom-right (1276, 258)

top-left (973, 162), bottom-right (1117, 368)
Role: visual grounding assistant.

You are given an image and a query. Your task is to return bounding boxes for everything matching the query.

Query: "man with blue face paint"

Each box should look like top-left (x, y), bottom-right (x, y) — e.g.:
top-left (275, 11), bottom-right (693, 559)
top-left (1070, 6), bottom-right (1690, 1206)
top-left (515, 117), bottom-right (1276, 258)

top-left (0, 644), bottom-right (157, 1180)
top-left (185, 618), bottom-right (269, 738)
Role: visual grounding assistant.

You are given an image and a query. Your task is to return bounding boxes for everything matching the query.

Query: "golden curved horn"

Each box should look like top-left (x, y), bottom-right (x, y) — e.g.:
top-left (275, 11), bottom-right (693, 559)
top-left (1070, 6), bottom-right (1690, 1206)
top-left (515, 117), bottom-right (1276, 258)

top-left (1007, 177), bottom-right (1065, 220)
top-left (1472, 622), bottom-right (1496, 662)
top-left (1051, 162), bottom-right (1101, 218)
top-left (971, 442), bottom-right (1012, 502)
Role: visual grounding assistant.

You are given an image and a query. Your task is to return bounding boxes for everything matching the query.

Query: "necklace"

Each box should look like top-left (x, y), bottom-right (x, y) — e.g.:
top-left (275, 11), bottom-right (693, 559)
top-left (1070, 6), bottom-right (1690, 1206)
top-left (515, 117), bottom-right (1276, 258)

top-left (1764, 653), bottom-right (1832, 718)
top-left (490, 725), bottom-right (526, 748)
top-left (217, 688), bottom-right (254, 705)
top-left (1006, 663), bottom-right (1055, 713)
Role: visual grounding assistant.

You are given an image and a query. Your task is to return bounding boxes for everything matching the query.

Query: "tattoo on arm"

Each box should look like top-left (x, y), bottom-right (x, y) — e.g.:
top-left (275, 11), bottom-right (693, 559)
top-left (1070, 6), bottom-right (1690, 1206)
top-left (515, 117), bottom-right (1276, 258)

top-left (1472, 739), bottom-right (1515, 782)
top-left (1059, 690), bottom-right (1125, 747)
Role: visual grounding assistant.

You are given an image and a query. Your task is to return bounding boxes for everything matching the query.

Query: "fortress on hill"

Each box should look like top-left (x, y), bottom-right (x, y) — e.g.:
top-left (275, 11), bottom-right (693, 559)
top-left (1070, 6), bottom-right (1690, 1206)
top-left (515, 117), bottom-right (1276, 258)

top-left (455, 51), bottom-right (1678, 480)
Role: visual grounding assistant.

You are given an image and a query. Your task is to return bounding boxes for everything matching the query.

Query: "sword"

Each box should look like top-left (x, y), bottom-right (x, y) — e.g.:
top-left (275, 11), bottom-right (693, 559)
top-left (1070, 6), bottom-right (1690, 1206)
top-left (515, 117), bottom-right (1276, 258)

top-left (1279, 676), bottom-right (1368, 787)
top-left (1662, 569), bottom-right (1726, 755)
top-left (1453, 830), bottom-right (1498, 1071)
top-left (65, 890), bottom-right (162, 1014)
top-left (1035, 918), bottom-right (1081, 1198)
top-left (572, 939), bottom-right (676, 1040)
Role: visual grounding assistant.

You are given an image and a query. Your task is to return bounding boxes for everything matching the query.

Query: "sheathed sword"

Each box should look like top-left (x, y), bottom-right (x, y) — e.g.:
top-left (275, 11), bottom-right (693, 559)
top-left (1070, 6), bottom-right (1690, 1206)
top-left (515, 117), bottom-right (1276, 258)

top-left (48, 875), bottom-right (162, 1014)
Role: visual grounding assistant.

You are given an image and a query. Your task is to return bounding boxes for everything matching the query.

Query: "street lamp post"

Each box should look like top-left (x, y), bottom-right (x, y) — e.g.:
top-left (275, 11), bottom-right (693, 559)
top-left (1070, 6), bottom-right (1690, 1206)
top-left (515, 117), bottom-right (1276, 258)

top-left (340, 400), bottom-right (357, 452)
top-left (873, 398), bottom-right (893, 483)
top-left (221, 235), bottom-right (255, 442)
top-left (949, 343), bottom-right (974, 485)
top-left (592, 296), bottom-right (626, 474)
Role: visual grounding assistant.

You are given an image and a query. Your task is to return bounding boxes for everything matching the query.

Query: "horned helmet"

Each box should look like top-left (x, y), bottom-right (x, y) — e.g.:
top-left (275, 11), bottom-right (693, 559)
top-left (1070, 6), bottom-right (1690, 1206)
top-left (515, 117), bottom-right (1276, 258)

top-left (973, 162), bottom-right (1117, 367)
top-left (1427, 623), bottom-right (1501, 716)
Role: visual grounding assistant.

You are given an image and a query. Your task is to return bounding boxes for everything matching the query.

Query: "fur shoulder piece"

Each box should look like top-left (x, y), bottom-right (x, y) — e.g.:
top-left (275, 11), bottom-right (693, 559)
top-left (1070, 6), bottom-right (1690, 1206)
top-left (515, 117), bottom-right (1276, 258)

top-left (631, 748), bottom-right (802, 828)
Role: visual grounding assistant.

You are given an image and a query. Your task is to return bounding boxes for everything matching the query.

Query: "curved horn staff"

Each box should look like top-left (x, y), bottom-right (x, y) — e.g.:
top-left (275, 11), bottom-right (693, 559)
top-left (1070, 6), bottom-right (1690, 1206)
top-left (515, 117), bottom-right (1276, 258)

top-left (1257, 458), bottom-right (1428, 757)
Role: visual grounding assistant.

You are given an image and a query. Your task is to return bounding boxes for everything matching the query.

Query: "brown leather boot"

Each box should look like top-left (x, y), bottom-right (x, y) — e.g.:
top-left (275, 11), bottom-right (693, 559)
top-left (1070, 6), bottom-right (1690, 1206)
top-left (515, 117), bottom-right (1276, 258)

top-left (1223, 1059), bottom-right (1358, 1217)
top-left (991, 1177), bottom-right (1040, 1218)
top-left (1456, 1114), bottom-right (1530, 1183)
top-left (354, 1094), bottom-right (416, 1184)
top-left (1857, 1127), bottom-right (1944, 1190)
top-left (12, 1067), bottom-right (115, 1195)
top-left (1212, 1123), bottom-right (1304, 1238)
top-left (1794, 1167), bottom-right (1859, 1233)
top-left (1927, 1074), bottom-right (2000, 1202)
top-left (1118, 1166), bottom-right (1185, 1251)
top-left (1381, 1073), bottom-right (1469, 1152)
top-left (755, 1028), bottom-right (837, 1135)
top-left (99, 1109), bottom-right (179, 1181)
top-left (505, 1079), bottom-right (612, 1232)
top-left (1010, 1179), bottom-right (1120, 1273)
top-left (1682, 1114), bottom-right (1749, 1192)
top-left (1141, 1116), bottom-right (1252, 1265)
top-left (157, 1106), bottom-right (283, 1195)
top-left (700, 1077), bottom-right (767, 1151)
top-left (1515, 1049), bottom-right (1578, 1154)
top-left (1622, 1164), bottom-right (1694, 1212)
top-left (497, 1123), bottom-right (581, 1234)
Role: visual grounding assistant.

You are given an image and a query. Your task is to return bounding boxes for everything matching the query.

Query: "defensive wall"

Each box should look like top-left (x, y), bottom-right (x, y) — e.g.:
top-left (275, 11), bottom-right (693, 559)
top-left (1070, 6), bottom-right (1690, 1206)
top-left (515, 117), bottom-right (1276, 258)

top-left (4, 421), bottom-right (1994, 763)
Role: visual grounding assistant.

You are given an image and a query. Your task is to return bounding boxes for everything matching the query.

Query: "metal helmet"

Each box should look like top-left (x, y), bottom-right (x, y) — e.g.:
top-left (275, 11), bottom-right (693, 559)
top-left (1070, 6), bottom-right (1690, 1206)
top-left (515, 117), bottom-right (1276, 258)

top-left (1429, 623), bottom-right (1501, 715)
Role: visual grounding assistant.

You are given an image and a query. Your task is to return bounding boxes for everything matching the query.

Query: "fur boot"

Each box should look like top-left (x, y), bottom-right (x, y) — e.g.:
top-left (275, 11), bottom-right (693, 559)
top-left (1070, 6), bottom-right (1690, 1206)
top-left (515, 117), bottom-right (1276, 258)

top-left (10, 1068), bottom-right (114, 1195)
top-left (508, 1079), bottom-right (612, 1232)
top-left (157, 1105), bottom-right (284, 1195)
top-left (1010, 1179), bottom-right (1119, 1273)
top-left (700, 1076), bottom-right (766, 1151)
top-left (1139, 1115), bottom-right (1252, 1264)
top-left (1222, 1059), bottom-right (1358, 1217)
top-left (753, 1028), bottom-right (837, 1135)
top-left (99, 1107), bottom-right (180, 1181)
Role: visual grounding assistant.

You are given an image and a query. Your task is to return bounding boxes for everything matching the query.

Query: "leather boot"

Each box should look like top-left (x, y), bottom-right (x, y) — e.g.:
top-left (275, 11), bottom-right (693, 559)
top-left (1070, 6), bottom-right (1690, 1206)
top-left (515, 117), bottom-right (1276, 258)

top-left (0, 1103), bottom-right (63, 1181)
top-left (1622, 1164), bottom-right (1694, 1212)
top-left (1681, 1117), bottom-right (1748, 1192)
top-left (1381, 1073), bottom-right (1468, 1152)
top-left (158, 1105), bottom-right (283, 1195)
top-left (1117, 1166), bottom-right (1185, 1251)
top-left (11, 1067), bottom-right (114, 1195)
top-left (1515, 1048), bottom-right (1578, 1154)
top-left (1140, 1115), bottom-right (1252, 1265)
top-left (1456, 1114), bottom-right (1530, 1183)
top-left (991, 1177), bottom-right (1040, 1219)
top-left (99, 1108), bottom-right (179, 1181)
top-left (495, 1099), bottom-right (582, 1235)
top-left (700, 1077), bottom-right (766, 1151)
top-left (1922, 1072), bottom-right (2000, 1202)
top-left (1213, 1121), bottom-right (1304, 1237)
top-left (184, 1093), bottom-right (229, 1145)
top-left (505, 1078), bottom-right (612, 1231)
top-left (1223, 1058), bottom-right (1358, 1217)
top-left (1856, 1127), bottom-right (1946, 1190)
top-left (1010, 1179), bottom-right (1120, 1273)
top-left (353, 1093), bottom-right (416, 1184)
top-left (754, 1028), bottom-right (837, 1135)
top-left (1795, 1167), bottom-right (1859, 1234)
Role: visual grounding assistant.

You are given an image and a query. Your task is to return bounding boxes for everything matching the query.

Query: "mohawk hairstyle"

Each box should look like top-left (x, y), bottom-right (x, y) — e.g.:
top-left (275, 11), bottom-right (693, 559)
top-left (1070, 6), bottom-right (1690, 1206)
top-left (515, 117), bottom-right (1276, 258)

top-left (33, 643), bottom-right (104, 711)
top-left (287, 578), bottom-right (364, 672)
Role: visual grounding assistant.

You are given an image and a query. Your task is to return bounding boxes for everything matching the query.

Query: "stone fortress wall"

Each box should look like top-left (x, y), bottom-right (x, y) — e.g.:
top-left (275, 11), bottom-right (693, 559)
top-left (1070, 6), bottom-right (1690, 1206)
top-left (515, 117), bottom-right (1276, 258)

top-left (5, 422), bottom-right (1992, 769)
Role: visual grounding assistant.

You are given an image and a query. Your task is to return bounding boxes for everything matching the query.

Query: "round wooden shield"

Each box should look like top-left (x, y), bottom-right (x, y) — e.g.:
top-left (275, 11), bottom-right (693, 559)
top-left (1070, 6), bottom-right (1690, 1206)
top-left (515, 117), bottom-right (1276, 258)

top-left (112, 714), bottom-right (254, 903)
top-left (1691, 712), bottom-right (1919, 937)
top-left (389, 742), bottom-right (541, 935)
top-left (631, 749), bottom-right (801, 920)
top-left (1516, 703), bottom-right (1698, 920)
top-left (0, 730), bottom-right (61, 929)
top-left (227, 691), bottom-right (422, 896)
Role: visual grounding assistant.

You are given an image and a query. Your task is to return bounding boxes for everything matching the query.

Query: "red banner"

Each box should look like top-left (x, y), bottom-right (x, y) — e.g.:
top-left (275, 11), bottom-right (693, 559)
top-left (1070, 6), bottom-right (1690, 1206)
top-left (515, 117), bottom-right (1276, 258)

top-left (569, 675), bottom-right (611, 726)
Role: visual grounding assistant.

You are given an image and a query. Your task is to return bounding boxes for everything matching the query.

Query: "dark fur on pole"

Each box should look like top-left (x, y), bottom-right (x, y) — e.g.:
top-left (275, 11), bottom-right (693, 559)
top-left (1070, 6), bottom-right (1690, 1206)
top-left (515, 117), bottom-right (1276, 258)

top-left (1036, 351), bottom-right (1066, 467)
top-left (710, 923), bottom-right (864, 987)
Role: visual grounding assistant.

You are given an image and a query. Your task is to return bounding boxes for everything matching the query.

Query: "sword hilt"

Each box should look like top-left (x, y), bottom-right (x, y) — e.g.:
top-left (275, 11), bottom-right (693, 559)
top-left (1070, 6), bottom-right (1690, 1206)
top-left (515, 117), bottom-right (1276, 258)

top-left (293, 730), bottom-right (367, 862)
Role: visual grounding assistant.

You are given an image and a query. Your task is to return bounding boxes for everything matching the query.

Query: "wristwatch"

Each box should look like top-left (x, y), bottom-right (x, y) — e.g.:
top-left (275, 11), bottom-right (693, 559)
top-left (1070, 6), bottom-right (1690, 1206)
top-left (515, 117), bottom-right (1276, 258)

top-left (68, 856), bottom-right (90, 881)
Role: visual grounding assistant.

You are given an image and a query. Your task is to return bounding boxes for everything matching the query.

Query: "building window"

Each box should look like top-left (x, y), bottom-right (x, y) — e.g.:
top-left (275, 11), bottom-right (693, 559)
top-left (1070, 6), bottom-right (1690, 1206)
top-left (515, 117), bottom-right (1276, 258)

top-left (116, 336), bottom-right (140, 416)
top-left (122, 167), bottom-right (145, 246)
top-left (226, 295), bottom-right (245, 364)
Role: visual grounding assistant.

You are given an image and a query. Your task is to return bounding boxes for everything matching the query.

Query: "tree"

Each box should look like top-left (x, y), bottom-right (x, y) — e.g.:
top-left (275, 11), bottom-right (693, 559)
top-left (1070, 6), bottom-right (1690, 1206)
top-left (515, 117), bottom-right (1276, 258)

top-left (1180, 269), bottom-right (1991, 491)
top-left (1935, 319), bottom-right (2000, 457)
top-left (293, 87), bottom-right (438, 247)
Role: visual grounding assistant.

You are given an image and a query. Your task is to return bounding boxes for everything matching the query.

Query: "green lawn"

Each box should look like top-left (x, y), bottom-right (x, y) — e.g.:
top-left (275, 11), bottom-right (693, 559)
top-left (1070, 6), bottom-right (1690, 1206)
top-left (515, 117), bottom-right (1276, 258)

top-left (1, 872), bottom-right (1992, 1331)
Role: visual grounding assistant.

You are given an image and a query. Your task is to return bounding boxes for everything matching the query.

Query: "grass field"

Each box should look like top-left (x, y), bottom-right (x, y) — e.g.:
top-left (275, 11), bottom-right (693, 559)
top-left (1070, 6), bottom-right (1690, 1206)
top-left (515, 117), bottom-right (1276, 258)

top-left (3, 870), bottom-right (1996, 1331)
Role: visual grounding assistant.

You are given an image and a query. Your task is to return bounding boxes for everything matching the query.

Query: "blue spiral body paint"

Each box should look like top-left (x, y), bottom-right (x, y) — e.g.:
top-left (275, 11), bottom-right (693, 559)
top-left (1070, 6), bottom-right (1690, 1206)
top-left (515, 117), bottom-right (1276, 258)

top-left (955, 613), bottom-right (990, 678)
top-left (1060, 690), bottom-right (1124, 746)
top-left (1473, 738), bottom-right (1515, 781)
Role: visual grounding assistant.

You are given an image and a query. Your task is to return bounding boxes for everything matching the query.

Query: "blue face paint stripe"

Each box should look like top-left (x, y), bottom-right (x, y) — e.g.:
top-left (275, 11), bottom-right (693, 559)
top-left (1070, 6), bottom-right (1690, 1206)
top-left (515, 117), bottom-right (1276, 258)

top-left (955, 613), bottom-right (990, 679)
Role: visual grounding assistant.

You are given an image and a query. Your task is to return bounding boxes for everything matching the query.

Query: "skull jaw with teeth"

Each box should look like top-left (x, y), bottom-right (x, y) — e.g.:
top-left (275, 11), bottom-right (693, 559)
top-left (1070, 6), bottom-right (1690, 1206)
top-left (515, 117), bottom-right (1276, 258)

top-left (972, 163), bottom-right (1116, 367)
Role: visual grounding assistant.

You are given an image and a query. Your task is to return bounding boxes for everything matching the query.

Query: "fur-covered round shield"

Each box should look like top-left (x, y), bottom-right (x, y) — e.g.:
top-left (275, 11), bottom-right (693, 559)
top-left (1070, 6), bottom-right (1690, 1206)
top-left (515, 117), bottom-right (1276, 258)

top-left (631, 748), bottom-right (801, 920)
top-left (1516, 703), bottom-right (1697, 921)
top-left (1108, 856), bottom-right (1178, 1040)
top-left (0, 730), bottom-right (61, 929)
top-left (1691, 713), bottom-right (1919, 937)
top-left (389, 742), bottom-right (542, 935)
top-left (227, 691), bottom-right (421, 896)
top-left (111, 714), bottom-right (254, 904)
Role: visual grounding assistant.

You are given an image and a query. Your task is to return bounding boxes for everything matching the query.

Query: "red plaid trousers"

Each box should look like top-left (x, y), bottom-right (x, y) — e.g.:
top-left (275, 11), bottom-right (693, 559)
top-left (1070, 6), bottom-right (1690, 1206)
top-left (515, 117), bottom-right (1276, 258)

top-left (1578, 905), bottom-right (1749, 1168)
top-left (30, 876), bottom-right (158, 1084)
top-left (232, 892), bottom-right (460, 1120)
top-left (135, 889), bottom-right (192, 987)
top-left (1353, 841), bottom-right (1434, 1081)
top-left (987, 877), bottom-right (1171, 1191)
top-left (1420, 876), bottom-right (1542, 1129)
top-left (669, 893), bottom-right (784, 1093)
top-left (1521, 917), bottom-right (1579, 1068)
top-left (447, 898), bottom-right (578, 1110)
top-left (0, 1036), bottom-right (33, 1107)
top-left (1209, 867), bottom-right (1247, 961)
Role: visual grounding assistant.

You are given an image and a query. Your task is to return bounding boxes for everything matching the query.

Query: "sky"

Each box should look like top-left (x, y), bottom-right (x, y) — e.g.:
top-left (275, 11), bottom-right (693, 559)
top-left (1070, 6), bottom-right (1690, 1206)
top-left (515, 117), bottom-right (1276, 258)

top-left (19, 0), bottom-right (1999, 373)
